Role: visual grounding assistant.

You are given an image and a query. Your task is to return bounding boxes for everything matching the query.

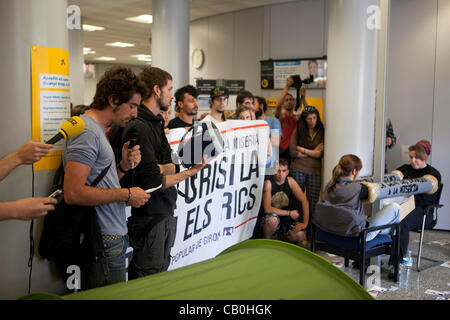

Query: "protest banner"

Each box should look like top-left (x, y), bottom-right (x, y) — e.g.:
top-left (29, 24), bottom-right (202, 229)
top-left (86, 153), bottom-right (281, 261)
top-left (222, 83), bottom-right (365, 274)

top-left (167, 120), bottom-right (269, 270)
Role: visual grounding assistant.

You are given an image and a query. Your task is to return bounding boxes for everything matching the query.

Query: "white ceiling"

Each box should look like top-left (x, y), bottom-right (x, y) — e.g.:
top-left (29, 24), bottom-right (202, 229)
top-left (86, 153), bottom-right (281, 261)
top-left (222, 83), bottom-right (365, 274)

top-left (68, 0), bottom-right (296, 66)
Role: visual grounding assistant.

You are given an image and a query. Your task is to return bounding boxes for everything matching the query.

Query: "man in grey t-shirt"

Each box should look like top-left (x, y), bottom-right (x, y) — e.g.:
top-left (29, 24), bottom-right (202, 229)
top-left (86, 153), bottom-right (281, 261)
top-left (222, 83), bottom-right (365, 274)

top-left (63, 66), bottom-right (150, 289)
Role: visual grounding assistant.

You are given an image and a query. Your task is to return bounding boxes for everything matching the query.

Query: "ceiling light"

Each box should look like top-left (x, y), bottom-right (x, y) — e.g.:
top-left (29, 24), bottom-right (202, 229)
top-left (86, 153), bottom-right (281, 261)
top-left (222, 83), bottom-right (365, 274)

top-left (82, 24), bottom-right (105, 32)
top-left (125, 14), bottom-right (153, 24)
top-left (83, 48), bottom-right (96, 55)
top-left (105, 42), bottom-right (135, 48)
top-left (131, 54), bottom-right (152, 62)
top-left (95, 57), bottom-right (116, 61)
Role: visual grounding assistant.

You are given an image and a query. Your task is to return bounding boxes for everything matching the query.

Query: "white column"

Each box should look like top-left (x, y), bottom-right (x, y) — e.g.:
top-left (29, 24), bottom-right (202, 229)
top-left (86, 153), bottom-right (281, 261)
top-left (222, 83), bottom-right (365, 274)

top-left (152, 0), bottom-right (190, 92)
top-left (69, 18), bottom-right (85, 106)
top-left (0, 0), bottom-right (69, 299)
top-left (373, 0), bottom-right (390, 181)
top-left (323, 0), bottom-right (379, 184)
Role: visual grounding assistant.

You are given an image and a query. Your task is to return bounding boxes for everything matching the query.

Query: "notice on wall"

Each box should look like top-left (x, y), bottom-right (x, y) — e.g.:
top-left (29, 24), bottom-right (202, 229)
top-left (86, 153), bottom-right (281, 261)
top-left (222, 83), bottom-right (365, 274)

top-left (261, 58), bottom-right (327, 89)
top-left (166, 120), bottom-right (269, 271)
top-left (31, 45), bottom-right (71, 171)
top-left (273, 60), bottom-right (303, 89)
top-left (196, 79), bottom-right (218, 95)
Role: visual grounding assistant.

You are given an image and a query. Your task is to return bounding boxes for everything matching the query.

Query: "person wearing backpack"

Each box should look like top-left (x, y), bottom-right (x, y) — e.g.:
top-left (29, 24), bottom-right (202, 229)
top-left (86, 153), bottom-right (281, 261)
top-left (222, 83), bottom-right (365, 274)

top-left (62, 66), bottom-right (150, 289)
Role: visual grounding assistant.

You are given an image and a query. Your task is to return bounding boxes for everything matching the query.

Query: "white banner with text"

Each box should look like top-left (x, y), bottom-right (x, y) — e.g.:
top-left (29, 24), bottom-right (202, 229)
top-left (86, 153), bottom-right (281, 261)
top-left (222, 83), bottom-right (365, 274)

top-left (167, 120), bottom-right (269, 270)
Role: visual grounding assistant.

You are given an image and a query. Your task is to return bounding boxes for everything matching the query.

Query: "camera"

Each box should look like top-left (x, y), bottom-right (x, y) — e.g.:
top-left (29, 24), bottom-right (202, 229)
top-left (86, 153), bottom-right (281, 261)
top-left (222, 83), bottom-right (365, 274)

top-left (289, 74), bottom-right (314, 112)
top-left (290, 74), bottom-right (314, 89)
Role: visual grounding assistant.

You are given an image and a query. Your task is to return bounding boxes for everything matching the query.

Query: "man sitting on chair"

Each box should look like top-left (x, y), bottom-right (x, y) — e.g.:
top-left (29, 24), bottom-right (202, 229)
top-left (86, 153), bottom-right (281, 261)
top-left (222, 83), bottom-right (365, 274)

top-left (262, 158), bottom-right (309, 243)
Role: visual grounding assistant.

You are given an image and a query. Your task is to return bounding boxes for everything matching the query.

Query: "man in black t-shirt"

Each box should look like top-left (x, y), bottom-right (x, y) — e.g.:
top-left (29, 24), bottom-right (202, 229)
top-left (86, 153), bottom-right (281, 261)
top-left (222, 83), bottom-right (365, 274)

top-left (261, 158), bottom-right (309, 243)
top-left (167, 85), bottom-right (198, 129)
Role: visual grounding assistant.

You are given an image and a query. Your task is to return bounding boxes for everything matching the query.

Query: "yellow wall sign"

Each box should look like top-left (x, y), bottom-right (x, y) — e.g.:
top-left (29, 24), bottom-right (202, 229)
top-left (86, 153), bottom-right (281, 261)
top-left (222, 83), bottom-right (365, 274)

top-left (265, 98), bottom-right (277, 108)
top-left (304, 98), bottom-right (324, 123)
top-left (265, 97), bottom-right (324, 123)
top-left (31, 45), bottom-right (71, 171)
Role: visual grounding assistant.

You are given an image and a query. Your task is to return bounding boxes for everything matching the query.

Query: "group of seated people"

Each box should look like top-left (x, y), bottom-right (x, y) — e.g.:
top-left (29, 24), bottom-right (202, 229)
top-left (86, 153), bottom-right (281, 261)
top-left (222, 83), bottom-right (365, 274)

top-left (0, 64), bottom-right (441, 292)
top-left (259, 139), bottom-right (441, 279)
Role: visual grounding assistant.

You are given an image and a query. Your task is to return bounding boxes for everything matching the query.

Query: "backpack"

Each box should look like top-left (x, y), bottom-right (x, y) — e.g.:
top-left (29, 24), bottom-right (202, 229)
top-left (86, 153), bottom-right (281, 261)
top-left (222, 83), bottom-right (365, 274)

top-left (38, 163), bottom-right (111, 281)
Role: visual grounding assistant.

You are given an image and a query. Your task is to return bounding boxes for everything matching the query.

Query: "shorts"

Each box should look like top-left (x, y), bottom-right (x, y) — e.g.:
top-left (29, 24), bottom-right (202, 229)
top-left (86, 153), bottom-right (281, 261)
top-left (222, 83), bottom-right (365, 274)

top-left (262, 214), bottom-right (305, 235)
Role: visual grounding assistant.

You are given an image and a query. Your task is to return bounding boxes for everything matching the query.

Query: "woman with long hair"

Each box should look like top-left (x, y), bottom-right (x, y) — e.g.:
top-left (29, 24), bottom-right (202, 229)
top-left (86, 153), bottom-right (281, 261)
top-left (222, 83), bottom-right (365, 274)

top-left (394, 140), bottom-right (441, 261)
top-left (289, 106), bottom-right (324, 236)
top-left (313, 154), bottom-right (401, 242)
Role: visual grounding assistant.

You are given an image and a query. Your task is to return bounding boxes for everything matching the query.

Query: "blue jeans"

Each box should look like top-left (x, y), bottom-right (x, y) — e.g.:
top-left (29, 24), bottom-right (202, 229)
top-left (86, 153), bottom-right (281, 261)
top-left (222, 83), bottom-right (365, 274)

top-left (84, 235), bottom-right (128, 290)
top-left (365, 203), bottom-right (401, 242)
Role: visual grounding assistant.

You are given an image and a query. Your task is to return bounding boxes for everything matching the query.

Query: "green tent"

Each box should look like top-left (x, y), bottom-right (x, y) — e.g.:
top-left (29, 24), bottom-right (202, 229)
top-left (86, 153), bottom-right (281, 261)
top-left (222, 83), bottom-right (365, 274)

top-left (21, 239), bottom-right (372, 300)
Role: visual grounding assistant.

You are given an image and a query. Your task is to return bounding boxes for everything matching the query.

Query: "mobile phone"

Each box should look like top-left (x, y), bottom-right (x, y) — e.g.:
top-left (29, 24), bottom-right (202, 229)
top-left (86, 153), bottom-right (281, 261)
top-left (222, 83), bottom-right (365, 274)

top-left (49, 189), bottom-right (64, 203)
top-left (145, 185), bottom-right (162, 194)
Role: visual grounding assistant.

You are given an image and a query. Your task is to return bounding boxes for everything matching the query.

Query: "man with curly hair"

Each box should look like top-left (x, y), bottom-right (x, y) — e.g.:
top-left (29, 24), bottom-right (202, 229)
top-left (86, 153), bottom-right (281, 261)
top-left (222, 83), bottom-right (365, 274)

top-left (63, 66), bottom-right (150, 289)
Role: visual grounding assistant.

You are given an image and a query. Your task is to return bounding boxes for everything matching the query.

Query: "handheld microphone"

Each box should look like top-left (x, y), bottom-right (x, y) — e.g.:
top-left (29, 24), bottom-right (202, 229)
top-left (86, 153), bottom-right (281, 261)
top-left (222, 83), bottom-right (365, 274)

top-left (128, 132), bottom-right (137, 187)
top-left (128, 133), bottom-right (137, 170)
top-left (46, 116), bottom-right (85, 144)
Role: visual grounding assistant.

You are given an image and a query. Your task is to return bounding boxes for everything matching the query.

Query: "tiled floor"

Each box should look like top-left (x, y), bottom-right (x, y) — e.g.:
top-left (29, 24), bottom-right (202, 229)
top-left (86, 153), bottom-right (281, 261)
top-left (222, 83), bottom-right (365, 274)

top-left (311, 230), bottom-right (450, 300)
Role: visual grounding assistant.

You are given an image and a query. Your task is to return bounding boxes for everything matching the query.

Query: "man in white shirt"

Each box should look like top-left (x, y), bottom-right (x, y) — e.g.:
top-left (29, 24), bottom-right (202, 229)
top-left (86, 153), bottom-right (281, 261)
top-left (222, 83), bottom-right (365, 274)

top-left (201, 87), bottom-right (229, 124)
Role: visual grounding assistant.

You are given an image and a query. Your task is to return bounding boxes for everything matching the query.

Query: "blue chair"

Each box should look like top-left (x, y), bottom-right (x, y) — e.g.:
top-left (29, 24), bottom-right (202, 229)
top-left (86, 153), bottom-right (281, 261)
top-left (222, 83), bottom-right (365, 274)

top-left (311, 222), bottom-right (400, 288)
top-left (413, 183), bottom-right (444, 272)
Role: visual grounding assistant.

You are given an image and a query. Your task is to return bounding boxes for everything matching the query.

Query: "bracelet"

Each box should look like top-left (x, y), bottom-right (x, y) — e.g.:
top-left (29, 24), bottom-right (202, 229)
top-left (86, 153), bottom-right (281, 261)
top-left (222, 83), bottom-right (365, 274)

top-left (118, 163), bottom-right (129, 174)
top-left (126, 188), bottom-right (131, 204)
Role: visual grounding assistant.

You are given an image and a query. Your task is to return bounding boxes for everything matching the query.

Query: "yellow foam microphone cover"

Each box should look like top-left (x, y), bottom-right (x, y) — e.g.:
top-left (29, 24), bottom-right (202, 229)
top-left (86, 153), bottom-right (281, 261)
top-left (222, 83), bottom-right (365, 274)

top-left (59, 116), bottom-right (85, 139)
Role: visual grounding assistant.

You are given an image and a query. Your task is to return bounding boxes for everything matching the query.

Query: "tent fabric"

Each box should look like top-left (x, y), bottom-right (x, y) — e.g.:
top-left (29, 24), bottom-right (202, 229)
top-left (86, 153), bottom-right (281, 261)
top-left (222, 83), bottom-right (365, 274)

top-left (21, 239), bottom-right (372, 300)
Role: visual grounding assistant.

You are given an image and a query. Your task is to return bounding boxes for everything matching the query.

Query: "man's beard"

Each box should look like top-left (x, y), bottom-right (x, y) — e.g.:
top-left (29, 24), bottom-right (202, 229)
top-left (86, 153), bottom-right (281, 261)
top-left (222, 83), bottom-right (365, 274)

top-left (157, 95), bottom-right (170, 111)
top-left (255, 109), bottom-right (263, 118)
top-left (187, 108), bottom-right (198, 116)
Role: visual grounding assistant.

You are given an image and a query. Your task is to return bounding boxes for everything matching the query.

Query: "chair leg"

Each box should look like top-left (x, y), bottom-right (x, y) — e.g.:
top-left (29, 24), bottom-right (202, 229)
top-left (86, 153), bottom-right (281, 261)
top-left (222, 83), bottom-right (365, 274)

top-left (359, 233), bottom-right (367, 287)
top-left (311, 225), bottom-right (316, 252)
top-left (417, 214), bottom-right (427, 272)
top-left (394, 225), bottom-right (400, 282)
top-left (360, 257), bottom-right (366, 287)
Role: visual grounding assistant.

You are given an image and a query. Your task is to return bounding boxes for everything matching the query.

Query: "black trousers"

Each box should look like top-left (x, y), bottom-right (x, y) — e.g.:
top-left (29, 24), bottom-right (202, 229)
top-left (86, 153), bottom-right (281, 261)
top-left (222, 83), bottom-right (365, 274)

top-left (127, 214), bottom-right (177, 280)
top-left (398, 206), bottom-right (435, 259)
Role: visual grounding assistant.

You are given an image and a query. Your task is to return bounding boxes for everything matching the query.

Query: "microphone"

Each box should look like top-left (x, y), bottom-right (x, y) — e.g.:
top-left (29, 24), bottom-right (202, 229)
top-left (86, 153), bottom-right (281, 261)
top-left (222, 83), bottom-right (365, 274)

top-left (46, 116), bottom-right (85, 144)
top-left (129, 138), bottom-right (137, 168)
top-left (128, 131), bottom-right (138, 187)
